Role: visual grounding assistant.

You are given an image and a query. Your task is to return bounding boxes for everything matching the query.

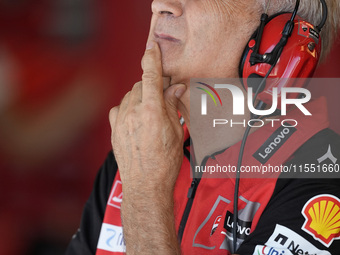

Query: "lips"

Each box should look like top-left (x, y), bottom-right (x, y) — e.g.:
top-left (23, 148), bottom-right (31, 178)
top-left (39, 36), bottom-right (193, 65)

top-left (154, 32), bottom-right (180, 43)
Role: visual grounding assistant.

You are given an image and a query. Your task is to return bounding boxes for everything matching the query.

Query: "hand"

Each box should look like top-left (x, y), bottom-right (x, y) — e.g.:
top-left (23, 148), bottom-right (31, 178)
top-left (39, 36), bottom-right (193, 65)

top-left (109, 41), bottom-right (186, 194)
top-left (109, 41), bottom-right (186, 254)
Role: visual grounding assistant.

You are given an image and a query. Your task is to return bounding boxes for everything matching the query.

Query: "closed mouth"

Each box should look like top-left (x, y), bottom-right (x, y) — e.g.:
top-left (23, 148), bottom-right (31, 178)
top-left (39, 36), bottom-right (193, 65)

top-left (154, 32), bottom-right (180, 43)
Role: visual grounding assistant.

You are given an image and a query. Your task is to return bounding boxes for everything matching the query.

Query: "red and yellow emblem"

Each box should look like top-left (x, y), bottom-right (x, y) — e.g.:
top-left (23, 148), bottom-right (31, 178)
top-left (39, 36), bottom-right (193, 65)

top-left (302, 194), bottom-right (340, 247)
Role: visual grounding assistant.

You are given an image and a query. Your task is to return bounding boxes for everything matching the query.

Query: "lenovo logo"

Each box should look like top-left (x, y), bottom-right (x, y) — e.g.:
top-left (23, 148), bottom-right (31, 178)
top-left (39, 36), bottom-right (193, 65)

top-left (253, 126), bottom-right (297, 164)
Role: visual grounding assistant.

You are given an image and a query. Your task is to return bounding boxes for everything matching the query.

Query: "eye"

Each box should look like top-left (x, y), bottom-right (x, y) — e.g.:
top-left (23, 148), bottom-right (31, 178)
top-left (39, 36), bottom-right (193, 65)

top-left (160, 11), bottom-right (173, 15)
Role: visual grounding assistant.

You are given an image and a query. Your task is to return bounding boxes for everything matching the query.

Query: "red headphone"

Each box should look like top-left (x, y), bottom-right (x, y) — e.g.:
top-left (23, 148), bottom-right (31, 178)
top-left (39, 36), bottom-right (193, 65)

top-left (239, 0), bottom-right (328, 107)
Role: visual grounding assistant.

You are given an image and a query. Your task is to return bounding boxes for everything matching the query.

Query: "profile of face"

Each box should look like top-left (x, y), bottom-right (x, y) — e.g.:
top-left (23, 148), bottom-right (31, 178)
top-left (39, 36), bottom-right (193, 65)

top-left (149, 0), bottom-right (261, 85)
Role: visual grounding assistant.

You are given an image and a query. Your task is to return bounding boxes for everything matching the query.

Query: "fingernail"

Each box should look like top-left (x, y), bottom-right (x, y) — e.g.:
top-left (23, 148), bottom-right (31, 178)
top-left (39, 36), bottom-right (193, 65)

top-left (175, 86), bottom-right (186, 99)
top-left (146, 41), bottom-right (154, 50)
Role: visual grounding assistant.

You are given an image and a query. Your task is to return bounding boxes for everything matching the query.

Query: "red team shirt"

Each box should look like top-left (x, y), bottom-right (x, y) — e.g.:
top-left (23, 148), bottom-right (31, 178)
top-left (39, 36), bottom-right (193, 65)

top-left (67, 98), bottom-right (340, 255)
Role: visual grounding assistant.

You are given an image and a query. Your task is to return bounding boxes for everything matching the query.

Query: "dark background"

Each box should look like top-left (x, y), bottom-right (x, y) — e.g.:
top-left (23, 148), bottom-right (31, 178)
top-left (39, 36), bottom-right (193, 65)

top-left (0, 1), bottom-right (338, 254)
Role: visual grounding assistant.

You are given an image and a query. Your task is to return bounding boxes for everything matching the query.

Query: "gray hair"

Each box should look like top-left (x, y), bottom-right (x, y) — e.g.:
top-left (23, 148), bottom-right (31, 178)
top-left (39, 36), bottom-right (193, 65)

top-left (260, 0), bottom-right (340, 61)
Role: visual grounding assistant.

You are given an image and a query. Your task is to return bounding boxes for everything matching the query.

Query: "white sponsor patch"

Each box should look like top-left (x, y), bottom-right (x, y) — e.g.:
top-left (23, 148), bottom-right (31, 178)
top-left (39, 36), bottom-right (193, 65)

top-left (97, 223), bottom-right (126, 253)
top-left (252, 224), bottom-right (331, 255)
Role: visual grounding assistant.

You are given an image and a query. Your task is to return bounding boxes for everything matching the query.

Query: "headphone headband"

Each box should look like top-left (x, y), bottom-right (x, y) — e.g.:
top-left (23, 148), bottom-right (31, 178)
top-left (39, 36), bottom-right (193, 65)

top-left (239, 0), bottom-right (328, 107)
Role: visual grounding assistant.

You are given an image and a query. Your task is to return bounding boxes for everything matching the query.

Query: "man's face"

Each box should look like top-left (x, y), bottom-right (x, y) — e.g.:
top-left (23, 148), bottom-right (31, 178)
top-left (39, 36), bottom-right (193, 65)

top-left (149, 0), bottom-right (261, 85)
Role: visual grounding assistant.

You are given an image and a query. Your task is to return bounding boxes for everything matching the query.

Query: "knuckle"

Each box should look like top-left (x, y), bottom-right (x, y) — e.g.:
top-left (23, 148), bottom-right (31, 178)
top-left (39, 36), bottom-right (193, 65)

top-left (132, 81), bottom-right (142, 92)
top-left (120, 91), bottom-right (131, 103)
top-left (142, 103), bottom-right (163, 122)
top-left (125, 111), bottom-right (143, 135)
top-left (125, 109), bottom-right (138, 124)
top-left (133, 81), bottom-right (142, 87)
top-left (109, 107), bottom-right (118, 121)
top-left (142, 70), bottom-right (159, 81)
top-left (141, 51), bottom-right (151, 67)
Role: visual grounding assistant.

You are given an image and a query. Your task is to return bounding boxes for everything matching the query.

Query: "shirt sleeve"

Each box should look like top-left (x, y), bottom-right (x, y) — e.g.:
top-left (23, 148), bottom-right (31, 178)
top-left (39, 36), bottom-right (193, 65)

top-left (65, 151), bottom-right (117, 255)
top-left (237, 129), bottom-right (340, 255)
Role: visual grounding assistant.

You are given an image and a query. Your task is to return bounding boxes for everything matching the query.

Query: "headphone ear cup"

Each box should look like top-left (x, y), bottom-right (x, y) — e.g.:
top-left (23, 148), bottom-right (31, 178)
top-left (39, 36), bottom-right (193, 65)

top-left (239, 31), bottom-right (258, 81)
top-left (239, 12), bottom-right (287, 90)
top-left (239, 13), bottom-right (322, 107)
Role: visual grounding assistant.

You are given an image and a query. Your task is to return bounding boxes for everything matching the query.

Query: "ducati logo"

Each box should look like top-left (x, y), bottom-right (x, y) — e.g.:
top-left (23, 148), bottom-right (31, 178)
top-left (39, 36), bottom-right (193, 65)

top-left (108, 180), bottom-right (123, 209)
top-left (211, 216), bottom-right (222, 236)
top-left (301, 194), bottom-right (340, 247)
top-left (193, 195), bottom-right (261, 252)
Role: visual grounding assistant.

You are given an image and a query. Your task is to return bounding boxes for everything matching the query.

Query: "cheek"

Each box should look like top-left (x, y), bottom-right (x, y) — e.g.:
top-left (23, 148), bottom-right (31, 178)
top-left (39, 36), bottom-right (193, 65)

top-left (185, 2), bottom-right (233, 58)
top-left (182, 22), bottom-right (230, 69)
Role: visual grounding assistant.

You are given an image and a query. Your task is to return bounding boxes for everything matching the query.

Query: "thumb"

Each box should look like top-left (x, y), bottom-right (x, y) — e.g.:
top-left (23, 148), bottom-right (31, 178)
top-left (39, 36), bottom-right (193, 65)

top-left (163, 84), bottom-right (186, 119)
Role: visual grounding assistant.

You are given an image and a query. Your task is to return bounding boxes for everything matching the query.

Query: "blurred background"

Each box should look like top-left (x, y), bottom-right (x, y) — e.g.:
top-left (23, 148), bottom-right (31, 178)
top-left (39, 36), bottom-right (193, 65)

top-left (0, 1), bottom-right (339, 255)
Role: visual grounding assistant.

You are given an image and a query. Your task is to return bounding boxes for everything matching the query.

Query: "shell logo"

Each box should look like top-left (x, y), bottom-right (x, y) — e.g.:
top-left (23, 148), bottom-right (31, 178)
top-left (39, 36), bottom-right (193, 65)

top-left (302, 194), bottom-right (340, 247)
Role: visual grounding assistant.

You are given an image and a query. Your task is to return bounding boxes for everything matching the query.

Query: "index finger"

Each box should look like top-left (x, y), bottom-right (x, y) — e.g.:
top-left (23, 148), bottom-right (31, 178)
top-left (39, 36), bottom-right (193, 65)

top-left (141, 41), bottom-right (164, 104)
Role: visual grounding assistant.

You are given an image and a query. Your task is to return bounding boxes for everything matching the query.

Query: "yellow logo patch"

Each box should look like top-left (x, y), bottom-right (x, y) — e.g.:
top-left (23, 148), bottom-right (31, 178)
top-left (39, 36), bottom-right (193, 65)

top-left (302, 194), bottom-right (340, 247)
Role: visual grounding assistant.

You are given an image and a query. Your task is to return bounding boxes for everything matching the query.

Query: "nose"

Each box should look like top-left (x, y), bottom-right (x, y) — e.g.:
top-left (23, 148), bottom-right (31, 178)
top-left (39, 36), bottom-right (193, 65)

top-left (151, 0), bottom-right (183, 17)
